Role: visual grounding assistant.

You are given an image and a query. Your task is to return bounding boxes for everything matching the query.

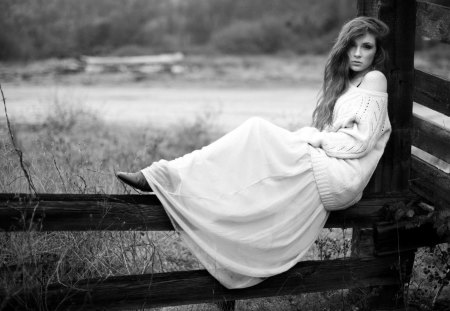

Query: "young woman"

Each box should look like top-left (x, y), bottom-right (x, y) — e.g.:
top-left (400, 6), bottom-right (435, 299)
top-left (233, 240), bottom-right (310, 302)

top-left (117, 16), bottom-right (391, 289)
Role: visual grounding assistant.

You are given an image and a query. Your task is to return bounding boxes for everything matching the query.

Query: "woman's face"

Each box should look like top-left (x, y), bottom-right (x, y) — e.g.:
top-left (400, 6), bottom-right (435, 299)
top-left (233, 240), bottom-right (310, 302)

top-left (347, 33), bottom-right (377, 74)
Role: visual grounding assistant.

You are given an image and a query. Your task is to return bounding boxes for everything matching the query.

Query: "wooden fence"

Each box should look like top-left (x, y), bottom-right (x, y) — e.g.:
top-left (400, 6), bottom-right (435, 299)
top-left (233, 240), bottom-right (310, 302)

top-left (1, 0), bottom-right (450, 310)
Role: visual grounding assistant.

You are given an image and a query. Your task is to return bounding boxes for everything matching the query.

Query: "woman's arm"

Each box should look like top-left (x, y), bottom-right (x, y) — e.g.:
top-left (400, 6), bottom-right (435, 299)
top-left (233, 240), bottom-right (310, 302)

top-left (299, 71), bottom-right (389, 158)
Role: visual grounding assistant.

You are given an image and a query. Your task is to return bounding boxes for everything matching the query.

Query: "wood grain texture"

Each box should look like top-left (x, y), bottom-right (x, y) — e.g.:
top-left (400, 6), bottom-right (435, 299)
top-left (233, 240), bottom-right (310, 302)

top-left (359, 0), bottom-right (416, 193)
top-left (386, 0), bottom-right (416, 192)
top-left (0, 256), bottom-right (400, 310)
top-left (0, 193), bottom-right (174, 231)
top-left (355, 3), bottom-right (417, 309)
top-left (412, 113), bottom-right (450, 163)
top-left (375, 221), bottom-right (450, 256)
top-left (356, 0), bottom-right (380, 17)
top-left (414, 69), bottom-right (450, 116)
top-left (0, 193), bottom-right (414, 231)
top-left (416, 1), bottom-right (450, 44)
top-left (351, 228), bottom-right (375, 257)
top-left (410, 155), bottom-right (450, 209)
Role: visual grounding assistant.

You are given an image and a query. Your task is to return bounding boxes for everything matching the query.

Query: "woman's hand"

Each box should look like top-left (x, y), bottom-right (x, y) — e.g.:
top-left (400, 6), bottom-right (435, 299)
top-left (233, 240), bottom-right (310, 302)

top-left (306, 133), bottom-right (322, 147)
top-left (295, 127), bottom-right (323, 147)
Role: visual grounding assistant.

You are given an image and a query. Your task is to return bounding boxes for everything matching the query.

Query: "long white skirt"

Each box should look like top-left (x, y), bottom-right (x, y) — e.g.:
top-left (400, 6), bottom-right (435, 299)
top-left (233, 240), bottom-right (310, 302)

top-left (141, 117), bottom-right (329, 289)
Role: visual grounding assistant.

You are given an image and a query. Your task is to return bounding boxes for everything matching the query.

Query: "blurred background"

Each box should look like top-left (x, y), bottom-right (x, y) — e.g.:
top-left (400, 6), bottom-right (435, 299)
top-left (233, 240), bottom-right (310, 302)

top-left (0, 0), bottom-right (355, 59)
top-left (0, 0), bottom-right (363, 130)
top-left (0, 0), bottom-right (448, 129)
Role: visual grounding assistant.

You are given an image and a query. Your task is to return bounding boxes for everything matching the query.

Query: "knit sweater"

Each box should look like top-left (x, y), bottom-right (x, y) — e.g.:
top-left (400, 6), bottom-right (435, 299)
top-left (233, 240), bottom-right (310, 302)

top-left (297, 84), bottom-right (391, 211)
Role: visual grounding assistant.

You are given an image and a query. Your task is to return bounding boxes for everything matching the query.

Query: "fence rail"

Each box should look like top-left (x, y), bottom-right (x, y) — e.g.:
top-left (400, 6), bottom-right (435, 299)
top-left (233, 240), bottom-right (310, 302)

top-left (412, 113), bottom-right (450, 163)
top-left (410, 155), bottom-right (450, 209)
top-left (414, 70), bottom-right (450, 116)
top-left (0, 193), bottom-right (415, 232)
top-left (0, 255), bottom-right (403, 311)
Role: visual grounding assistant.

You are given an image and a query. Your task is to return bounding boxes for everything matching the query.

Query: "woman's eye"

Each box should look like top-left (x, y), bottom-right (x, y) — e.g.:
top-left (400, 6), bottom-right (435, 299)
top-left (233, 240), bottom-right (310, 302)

top-left (363, 44), bottom-right (373, 49)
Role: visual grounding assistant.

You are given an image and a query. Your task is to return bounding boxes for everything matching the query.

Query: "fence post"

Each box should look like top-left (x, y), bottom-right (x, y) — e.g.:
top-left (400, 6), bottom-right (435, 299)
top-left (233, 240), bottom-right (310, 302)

top-left (353, 0), bottom-right (416, 309)
top-left (359, 0), bottom-right (416, 193)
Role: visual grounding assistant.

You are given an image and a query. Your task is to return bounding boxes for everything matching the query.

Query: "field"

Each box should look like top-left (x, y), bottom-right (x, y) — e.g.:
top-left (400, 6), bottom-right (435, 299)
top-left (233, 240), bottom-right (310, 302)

top-left (1, 54), bottom-right (449, 310)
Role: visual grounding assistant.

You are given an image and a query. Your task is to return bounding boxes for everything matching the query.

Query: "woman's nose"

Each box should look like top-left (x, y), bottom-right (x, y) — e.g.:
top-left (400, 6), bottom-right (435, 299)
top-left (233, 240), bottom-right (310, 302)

top-left (354, 47), bottom-right (361, 57)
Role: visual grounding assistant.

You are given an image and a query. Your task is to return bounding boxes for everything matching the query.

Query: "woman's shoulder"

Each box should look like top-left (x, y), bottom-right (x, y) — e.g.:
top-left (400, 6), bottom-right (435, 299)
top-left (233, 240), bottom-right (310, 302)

top-left (359, 70), bottom-right (387, 93)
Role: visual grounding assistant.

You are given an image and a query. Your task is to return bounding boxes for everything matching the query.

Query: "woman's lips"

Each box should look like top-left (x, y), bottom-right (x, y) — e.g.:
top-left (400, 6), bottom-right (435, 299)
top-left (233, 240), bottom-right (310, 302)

top-left (351, 61), bottom-right (362, 65)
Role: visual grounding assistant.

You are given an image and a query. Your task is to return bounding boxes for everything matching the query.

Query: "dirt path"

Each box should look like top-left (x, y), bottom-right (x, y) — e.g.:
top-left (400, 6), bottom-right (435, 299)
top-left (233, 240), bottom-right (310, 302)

top-left (2, 84), bottom-right (448, 131)
top-left (1, 84), bottom-right (321, 130)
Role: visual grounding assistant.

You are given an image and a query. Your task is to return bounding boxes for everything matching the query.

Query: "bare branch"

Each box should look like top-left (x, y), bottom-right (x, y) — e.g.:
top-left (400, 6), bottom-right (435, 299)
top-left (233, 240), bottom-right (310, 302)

top-left (0, 83), bottom-right (38, 196)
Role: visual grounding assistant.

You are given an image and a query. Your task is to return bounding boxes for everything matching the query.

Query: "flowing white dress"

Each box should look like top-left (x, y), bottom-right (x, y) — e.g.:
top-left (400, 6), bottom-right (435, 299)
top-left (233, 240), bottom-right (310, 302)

top-left (141, 116), bottom-right (328, 289)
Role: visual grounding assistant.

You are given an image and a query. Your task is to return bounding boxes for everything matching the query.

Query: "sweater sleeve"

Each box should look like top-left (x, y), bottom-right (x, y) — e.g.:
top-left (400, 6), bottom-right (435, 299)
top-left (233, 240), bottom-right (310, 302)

top-left (310, 93), bottom-right (389, 159)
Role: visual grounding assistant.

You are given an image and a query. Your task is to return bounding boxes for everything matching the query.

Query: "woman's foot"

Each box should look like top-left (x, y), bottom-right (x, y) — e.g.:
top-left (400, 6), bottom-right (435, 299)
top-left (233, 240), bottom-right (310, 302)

top-left (116, 171), bottom-right (152, 192)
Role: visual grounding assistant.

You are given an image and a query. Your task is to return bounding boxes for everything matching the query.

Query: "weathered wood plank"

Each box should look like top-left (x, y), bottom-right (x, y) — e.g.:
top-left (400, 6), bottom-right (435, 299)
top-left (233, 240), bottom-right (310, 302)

top-left (375, 221), bottom-right (450, 256)
top-left (412, 113), bottom-right (450, 163)
top-left (414, 69), bottom-right (450, 116)
top-left (410, 155), bottom-right (450, 209)
top-left (0, 193), bottom-right (174, 231)
top-left (387, 0), bottom-right (416, 193)
top-left (416, 1), bottom-right (450, 44)
top-left (357, 0), bottom-right (380, 17)
top-left (0, 193), bottom-right (413, 231)
top-left (349, 227), bottom-right (412, 309)
top-left (356, 3), bottom-right (417, 310)
top-left (359, 0), bottom-right (416, 193)
top-left (330, 194), bottom-right (417, 228)
top-left (0, 256), bottom-right (400, 310)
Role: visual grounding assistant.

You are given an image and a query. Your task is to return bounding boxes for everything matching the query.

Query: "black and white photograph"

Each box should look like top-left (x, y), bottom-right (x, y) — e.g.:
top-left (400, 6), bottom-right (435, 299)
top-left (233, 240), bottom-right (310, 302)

top-left (0, 0), bottom-right (449, 310)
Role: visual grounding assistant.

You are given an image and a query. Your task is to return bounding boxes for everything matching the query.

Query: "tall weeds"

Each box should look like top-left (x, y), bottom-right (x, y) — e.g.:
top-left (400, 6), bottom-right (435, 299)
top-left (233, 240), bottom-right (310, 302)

top-left (0, 93), bottom-right (219, 310)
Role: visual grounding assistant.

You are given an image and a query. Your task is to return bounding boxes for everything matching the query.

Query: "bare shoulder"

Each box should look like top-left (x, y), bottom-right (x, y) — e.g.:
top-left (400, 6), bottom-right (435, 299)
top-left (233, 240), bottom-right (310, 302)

top-left (360, 70), bottom-right (387, 92)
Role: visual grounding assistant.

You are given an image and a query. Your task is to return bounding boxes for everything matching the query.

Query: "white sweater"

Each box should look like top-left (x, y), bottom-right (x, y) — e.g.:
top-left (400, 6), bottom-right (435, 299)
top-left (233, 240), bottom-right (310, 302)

top-left (298, 84), bottom-right (391, 211)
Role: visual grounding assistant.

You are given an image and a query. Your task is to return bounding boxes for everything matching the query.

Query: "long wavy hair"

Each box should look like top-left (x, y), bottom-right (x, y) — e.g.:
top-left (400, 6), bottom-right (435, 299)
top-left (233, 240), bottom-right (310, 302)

top-left (312, 17), bottom-right (389, 130)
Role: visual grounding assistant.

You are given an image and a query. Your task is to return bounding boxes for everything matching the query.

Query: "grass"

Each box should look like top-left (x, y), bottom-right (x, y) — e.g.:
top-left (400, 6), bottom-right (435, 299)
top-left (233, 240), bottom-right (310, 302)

top-left (0, 93), bottom-right (217, 309)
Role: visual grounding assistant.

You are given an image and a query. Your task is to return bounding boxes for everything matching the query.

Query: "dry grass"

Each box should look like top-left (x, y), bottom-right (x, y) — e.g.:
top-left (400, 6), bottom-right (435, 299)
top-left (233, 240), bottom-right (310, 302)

top-left (0, 93), bottom-right (215, 310)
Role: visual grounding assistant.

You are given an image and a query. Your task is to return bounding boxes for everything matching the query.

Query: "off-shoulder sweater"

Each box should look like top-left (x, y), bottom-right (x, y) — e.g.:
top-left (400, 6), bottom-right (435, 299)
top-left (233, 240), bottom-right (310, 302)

top-left (298, 84), bottom-right (391, 211)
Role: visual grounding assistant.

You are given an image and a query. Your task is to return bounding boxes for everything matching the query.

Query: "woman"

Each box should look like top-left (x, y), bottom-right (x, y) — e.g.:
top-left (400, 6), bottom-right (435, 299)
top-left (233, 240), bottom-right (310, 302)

top-left (117, 16), bottom-right (390, 289)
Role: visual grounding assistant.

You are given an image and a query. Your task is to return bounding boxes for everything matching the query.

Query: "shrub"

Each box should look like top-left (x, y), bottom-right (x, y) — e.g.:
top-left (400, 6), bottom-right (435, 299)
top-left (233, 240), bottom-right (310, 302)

top-left (212, 17), bottom-right (294, 54)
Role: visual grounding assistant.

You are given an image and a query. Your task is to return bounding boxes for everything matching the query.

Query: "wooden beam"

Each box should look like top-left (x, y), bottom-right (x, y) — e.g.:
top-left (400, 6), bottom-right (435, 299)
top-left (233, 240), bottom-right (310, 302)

top-left (0, 256), bottom-right (400, 311)
top-left (356, 0), bottom-right (380, 17)
top-left (412, 113), bottom-right (450, 163)
top-left (410, 155), bottom-right (450, 209)
top-left (414, 69), bottom-right (450, 117)
top-left (416, 1), bottom-right (450, 44)
top-left (0, 193), bottom-right (414, 231)
top-left (359, 0), bottom-right (416, 193)
top-left (356, 3), bottom-right (417, 310)
top-left (385, 0), bottom-right (416, 193)
top-left (375, 221), bottom-right (450, 256)
top-left (328, 194), bottom-right (416, 228)
top-left (0, 193), bottom-right (174, 231)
